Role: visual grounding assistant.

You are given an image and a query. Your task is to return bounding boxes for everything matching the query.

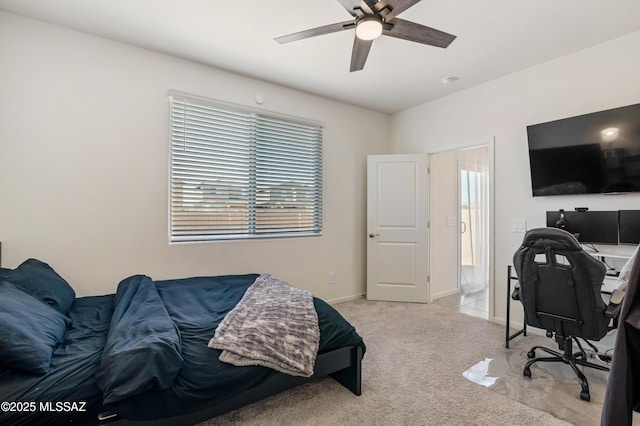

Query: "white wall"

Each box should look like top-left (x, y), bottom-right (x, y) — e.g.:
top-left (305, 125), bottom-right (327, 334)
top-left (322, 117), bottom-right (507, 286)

top-left (0, 11), bottom-right (389, 300)
top-left (390, 30), bottom-right (640, 325)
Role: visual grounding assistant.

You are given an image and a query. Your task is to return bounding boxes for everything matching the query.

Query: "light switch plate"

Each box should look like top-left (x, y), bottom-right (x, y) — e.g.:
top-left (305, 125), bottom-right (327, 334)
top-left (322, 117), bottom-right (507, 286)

top-left (511, 218), bottom-right (526, 233)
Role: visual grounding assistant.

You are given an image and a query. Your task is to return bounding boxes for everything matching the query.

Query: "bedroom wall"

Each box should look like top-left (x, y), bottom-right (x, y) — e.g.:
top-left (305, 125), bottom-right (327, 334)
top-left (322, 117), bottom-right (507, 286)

top-left (389, 29), bottom-right (640, 326)
top-left (0, 11), bottom-right (389, 300)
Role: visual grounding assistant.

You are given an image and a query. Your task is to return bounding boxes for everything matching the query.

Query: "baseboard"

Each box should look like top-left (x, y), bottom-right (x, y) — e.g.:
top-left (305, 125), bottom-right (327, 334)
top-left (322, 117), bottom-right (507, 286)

top-left (431, 288), bottom-right (459, 300)
top-left (327, 293), bottom-right (365, 305)
top-left (495, 316), bottom-right (545, 338)
top-left (493, 316), bottom-right (508, 326)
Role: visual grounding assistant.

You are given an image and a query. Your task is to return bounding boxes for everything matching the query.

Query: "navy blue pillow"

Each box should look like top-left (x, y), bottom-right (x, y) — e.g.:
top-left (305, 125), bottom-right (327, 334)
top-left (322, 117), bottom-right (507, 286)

top-left (0, 259), bottom-right (75, 314)
top-left (0, 282), bottom-right (71, 375)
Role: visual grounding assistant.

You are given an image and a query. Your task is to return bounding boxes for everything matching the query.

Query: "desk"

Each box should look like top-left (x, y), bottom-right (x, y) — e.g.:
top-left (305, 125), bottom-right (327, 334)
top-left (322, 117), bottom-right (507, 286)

top-left (584, 249), bottom-right (632, 295)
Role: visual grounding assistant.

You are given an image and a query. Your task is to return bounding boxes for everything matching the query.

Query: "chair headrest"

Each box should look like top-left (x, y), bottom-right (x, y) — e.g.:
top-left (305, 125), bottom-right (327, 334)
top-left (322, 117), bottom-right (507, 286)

top-left (521, 227), bottom-right (582, 251)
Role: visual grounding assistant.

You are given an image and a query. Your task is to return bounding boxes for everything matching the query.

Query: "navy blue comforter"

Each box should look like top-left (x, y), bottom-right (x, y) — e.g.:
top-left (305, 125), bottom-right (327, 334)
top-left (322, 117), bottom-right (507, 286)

top-left (0, 274), bottom-right (365, 425)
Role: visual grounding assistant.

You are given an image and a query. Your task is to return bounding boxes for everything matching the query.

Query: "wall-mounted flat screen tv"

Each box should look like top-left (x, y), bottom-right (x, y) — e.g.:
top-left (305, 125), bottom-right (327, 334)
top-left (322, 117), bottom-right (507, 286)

top-left (527, 102), bottom-right (640, 196)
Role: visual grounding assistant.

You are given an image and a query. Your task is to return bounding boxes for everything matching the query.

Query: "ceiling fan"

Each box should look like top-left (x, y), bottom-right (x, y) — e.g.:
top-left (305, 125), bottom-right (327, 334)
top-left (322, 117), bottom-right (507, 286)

top-left (275, 0), bottom-right (457, 72)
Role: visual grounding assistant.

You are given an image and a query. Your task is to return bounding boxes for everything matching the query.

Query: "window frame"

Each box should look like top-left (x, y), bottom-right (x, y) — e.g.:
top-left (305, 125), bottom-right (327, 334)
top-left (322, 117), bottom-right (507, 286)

top-left (168, 91), bottom-right (323, 243)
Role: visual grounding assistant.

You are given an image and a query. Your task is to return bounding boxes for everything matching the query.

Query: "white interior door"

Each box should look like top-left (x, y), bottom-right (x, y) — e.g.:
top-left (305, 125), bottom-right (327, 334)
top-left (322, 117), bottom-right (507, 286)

top-left (367, 154), bottom-right (429, 303)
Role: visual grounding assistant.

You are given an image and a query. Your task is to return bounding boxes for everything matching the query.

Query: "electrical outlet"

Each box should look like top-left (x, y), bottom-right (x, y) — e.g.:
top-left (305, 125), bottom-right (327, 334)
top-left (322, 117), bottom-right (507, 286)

top-left (328, 272), bottom-right (335, 285)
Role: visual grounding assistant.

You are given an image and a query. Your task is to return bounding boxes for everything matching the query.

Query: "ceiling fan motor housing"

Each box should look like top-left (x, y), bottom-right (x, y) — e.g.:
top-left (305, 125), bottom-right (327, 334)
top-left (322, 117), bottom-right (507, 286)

top-left (355, 16), bottom-right (384, 40)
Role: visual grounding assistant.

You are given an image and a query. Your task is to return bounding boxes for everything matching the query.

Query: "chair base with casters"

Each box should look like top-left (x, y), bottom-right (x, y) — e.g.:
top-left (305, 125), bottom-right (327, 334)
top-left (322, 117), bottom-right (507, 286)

top-left (523, 332), bottom-right (610, 401)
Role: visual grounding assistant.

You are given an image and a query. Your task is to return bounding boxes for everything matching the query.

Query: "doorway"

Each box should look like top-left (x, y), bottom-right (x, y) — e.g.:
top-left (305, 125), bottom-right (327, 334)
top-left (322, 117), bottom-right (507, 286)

top-left (458, 145), bottom-right (490, 318)
top-left (431, 143), bottom-right (493, 320)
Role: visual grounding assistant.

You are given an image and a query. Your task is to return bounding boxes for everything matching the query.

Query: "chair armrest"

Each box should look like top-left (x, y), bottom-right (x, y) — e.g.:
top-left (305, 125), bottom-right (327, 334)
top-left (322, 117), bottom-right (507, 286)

top-left (605, 288), bottom-right (625, 319)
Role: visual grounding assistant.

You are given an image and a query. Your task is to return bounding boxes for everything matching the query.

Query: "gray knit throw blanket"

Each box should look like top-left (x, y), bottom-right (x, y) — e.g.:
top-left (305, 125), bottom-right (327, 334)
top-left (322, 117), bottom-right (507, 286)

top-left (208, 274), bottom-right (320, 377)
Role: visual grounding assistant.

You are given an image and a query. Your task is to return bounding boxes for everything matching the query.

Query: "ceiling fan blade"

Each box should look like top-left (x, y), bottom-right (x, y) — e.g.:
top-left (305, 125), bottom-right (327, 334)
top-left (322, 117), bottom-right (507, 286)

top-left (350, 36), bottom-right (373, 72)
top-left (383, 18), bottom-right (456, 48)
top-left (337, 0), bottom-right (373, 17)
top-left (372, 0), bottom-right (421, 20)
top-left (275, 20), bottom-right (355, 44)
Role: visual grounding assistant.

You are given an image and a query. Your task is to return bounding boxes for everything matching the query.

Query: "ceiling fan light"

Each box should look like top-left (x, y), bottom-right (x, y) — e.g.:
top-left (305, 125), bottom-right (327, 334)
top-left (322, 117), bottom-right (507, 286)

top-left (356, 17), bottom-right (383, 41)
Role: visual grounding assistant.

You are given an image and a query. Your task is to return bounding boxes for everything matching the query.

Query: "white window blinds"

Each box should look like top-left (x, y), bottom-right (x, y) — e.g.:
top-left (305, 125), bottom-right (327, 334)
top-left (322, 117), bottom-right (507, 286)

top-left (169, 93), bottom-right (323, 242)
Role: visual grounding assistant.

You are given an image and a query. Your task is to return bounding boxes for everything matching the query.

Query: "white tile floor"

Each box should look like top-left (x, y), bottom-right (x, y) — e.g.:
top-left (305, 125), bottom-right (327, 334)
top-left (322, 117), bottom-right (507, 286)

top-left (433, 287), bottom-right (489, 320)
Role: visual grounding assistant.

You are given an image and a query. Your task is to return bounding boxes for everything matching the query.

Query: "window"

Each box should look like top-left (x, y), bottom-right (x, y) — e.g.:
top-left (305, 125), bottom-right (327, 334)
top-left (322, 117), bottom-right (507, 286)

top-left (169, 92), bottom-right (323, 242)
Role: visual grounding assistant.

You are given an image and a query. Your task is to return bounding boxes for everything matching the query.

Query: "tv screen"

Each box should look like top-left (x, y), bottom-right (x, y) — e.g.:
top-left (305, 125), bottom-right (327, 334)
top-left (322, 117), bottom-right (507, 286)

top-left (546, 210), bottom-right (619, 244)
top-left (619, 210), bottom-right (640, 245)
top-left (527, 102), bottom-right (640, 196)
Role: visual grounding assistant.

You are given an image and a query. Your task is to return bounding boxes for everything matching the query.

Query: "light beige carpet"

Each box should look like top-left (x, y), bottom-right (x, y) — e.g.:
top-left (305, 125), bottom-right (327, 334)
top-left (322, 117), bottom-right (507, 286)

top-left (200, 299), bottom-right (571, 425)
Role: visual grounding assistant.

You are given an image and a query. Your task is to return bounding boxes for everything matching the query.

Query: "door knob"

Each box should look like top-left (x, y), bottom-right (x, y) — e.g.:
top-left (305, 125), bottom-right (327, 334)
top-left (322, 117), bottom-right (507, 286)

top-left (369, 233), bottom-right (380, 238)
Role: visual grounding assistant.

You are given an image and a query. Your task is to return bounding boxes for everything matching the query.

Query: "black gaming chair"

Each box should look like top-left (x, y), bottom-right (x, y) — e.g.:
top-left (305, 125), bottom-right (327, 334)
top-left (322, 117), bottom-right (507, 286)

top-left (512, 227), bottom-right (621, 401)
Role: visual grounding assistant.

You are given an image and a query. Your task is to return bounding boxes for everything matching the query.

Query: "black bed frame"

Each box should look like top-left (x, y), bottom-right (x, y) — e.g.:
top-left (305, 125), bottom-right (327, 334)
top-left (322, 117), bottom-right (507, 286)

top-left (100, 345), bottom-right (362, 425)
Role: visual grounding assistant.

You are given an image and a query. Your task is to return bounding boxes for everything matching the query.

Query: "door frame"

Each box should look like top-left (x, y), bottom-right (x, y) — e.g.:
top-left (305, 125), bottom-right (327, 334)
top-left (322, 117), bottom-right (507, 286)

top-left (427, 138), bottom-right (495, 321)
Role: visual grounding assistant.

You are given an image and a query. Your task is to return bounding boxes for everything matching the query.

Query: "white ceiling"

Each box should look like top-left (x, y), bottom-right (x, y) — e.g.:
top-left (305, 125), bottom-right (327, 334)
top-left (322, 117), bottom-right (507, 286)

top-left (2, 0), bottom-right (640, 114)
